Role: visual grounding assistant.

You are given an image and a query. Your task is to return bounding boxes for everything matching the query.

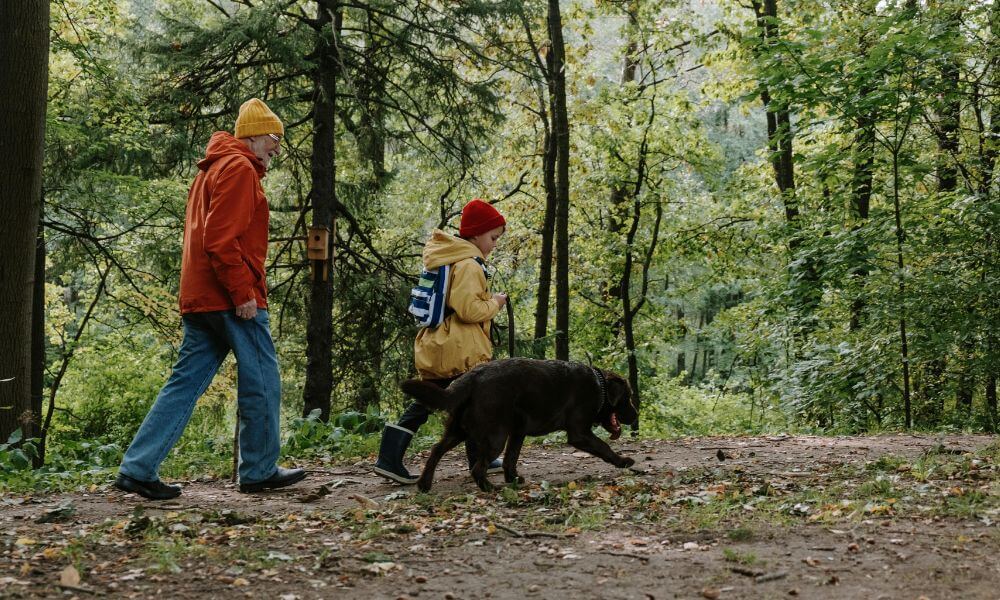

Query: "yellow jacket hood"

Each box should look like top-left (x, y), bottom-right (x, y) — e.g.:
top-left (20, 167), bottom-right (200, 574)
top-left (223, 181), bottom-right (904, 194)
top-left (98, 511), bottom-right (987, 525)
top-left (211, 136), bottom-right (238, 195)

top-left (422, 229), bottom-right (484, 270)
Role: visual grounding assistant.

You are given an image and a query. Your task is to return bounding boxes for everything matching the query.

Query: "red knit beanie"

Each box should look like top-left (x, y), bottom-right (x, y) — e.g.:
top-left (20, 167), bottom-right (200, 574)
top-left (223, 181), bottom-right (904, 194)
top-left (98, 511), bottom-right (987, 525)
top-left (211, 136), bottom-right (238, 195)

top-left (459, 199), bottom-right (506, 238)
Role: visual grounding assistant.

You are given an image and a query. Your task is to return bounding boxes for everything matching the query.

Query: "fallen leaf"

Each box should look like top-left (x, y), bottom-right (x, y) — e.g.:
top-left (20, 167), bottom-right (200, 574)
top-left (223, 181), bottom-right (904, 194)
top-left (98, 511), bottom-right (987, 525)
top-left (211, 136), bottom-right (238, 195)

top-left (59, 565), bottom-right (81, 587)
top-left (266, 551), bottom-right (293, 562)
top-left (348, 493), bottom-right (379, 509)
top-left (363, 561), bottom-right (400, 575)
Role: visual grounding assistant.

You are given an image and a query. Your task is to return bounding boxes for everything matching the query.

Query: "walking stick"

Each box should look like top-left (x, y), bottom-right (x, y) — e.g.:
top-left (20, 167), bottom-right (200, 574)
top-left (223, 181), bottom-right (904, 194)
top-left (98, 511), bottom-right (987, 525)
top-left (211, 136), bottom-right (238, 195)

top-left (231, 407), bottom-right (239, 483)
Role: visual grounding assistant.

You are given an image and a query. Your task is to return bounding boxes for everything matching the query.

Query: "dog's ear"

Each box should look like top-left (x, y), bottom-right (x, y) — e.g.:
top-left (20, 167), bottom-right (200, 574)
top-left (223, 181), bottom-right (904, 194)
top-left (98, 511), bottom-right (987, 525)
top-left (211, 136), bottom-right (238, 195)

top-left (605, 373), bottom-right (632, 408)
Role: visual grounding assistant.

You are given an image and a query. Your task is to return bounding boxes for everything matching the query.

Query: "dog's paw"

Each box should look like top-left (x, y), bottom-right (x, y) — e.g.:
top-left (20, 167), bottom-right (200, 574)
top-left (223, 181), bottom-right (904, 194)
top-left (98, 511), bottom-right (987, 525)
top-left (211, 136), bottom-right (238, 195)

top-left (476, 481), bottom-right (495, 492)
top-left (505, 474), bottom-right (525, 485)
top-left (416, 479), bottom-right (432, 493)
top-left (618, 456), bottom-right (636, 468)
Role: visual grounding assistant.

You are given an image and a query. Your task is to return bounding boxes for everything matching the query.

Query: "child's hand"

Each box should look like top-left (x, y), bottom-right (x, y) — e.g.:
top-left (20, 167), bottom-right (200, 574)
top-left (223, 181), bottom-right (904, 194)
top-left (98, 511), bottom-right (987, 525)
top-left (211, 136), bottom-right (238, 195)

top-left (493, 293), bottom-right (508, 307)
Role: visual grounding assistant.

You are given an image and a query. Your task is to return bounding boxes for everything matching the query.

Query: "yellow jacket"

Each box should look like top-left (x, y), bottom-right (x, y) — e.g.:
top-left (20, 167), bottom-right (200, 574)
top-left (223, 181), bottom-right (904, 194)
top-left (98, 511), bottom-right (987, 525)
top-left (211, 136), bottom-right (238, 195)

top-left (414, 230), bottom-right (501, 379)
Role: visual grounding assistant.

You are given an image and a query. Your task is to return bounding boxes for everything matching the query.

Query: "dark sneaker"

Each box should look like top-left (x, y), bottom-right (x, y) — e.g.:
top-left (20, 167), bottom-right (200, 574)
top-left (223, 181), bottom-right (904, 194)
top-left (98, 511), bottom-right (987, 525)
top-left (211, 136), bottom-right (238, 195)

top-left (486, 458), bottom-right (503, 474)
top-left (114, 474), bottom-right (182, 500)
top-left (238, 467), bottom-right (306, 493)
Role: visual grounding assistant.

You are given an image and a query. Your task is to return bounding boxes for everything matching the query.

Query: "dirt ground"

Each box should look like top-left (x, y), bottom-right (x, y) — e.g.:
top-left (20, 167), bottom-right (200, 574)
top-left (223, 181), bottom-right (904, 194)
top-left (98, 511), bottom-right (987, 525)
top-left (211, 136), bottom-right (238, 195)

top-left (3, 434), bottom-right (1000, 599)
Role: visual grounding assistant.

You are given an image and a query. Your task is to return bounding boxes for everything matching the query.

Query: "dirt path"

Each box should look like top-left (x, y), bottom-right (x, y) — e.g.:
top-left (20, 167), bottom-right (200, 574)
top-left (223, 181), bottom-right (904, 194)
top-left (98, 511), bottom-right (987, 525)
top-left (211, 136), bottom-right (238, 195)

top-left (3, 434), bottom-right (999, 599)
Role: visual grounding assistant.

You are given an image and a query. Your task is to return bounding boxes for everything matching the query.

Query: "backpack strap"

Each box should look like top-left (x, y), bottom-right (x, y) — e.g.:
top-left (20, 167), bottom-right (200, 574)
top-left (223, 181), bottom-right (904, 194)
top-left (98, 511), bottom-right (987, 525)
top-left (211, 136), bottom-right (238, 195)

top-left (442, 257), bottom-right (491, 320)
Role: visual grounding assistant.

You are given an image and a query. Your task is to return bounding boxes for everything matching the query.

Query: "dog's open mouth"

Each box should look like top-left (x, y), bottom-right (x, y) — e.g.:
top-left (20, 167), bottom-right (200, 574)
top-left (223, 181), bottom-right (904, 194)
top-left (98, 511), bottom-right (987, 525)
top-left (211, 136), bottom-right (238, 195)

top-left (602, 412), bottom-right (621, 440)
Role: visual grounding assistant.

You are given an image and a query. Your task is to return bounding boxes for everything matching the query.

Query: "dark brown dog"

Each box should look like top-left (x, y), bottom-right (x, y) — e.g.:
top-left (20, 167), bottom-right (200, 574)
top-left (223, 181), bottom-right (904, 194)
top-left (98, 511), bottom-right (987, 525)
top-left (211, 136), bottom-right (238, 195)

top-left (400, 358), bottom-right (639, 492)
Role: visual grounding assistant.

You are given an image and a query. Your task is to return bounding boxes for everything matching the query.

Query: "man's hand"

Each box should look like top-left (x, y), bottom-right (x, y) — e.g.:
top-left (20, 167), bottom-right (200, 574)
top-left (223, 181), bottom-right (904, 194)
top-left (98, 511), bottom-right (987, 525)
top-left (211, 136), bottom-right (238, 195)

top-left (493, 292), bottom-right (508, 308)
top-left (236, 298), bottom-right (258, 320)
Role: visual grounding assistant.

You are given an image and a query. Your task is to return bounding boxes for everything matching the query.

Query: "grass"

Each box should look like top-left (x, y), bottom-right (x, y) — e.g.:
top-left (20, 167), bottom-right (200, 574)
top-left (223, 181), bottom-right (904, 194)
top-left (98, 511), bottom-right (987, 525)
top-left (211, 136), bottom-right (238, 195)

top-left (722, 547), bottom-right (759, 565)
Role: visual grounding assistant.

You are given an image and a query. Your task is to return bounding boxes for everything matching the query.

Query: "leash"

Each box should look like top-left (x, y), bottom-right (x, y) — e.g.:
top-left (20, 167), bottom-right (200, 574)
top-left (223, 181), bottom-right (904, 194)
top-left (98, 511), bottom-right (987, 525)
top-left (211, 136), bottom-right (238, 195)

top-left (505, 294), bottom-right (515, 357)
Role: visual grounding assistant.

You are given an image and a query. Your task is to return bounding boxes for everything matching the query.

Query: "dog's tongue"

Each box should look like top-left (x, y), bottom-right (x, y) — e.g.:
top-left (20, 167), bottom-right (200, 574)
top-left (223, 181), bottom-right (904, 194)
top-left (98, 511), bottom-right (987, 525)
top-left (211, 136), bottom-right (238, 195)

top-left (608, 412), bottom-right (621, 440)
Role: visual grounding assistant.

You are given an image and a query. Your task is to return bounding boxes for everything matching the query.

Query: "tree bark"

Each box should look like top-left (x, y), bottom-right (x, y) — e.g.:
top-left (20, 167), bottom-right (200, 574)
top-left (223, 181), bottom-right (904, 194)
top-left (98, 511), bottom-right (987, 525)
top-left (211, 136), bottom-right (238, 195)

top-left (933, 6), bottom-right (973, 411)
top-left (0, 0), bottom-right (49, 442)
top-left (988, 374), bottom-right (998, 433)
top-left (349, 15), bottom-right (388, 411)
top-left (846, 34), bottom-right (876, 429)
top-left (751, 0), bottom-right (820, 335)
top-left (892, 148), bottom-right (912, 429)
top-left (303, 2), bottom-right (340, 420)
top-left (520, 7), bottom-right (555, 357)
top-left (548, 0), bottom-right (571, 361)
top-left (533, 124), bottom-right (557, 351)
top-left (30, 225), bottom-right (45, 465)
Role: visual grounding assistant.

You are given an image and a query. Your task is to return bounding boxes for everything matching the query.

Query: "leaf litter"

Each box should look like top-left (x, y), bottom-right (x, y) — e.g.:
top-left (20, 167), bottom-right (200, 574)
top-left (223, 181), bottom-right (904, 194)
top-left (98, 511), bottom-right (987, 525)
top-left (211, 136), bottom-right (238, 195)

top-left (2, 434), bottom-right (1000, 598)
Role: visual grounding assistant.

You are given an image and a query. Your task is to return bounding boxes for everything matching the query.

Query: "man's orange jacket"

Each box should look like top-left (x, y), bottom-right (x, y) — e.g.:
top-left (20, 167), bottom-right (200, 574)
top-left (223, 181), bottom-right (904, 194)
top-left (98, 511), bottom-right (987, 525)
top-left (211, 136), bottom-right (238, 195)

top-left (179, 131), bottom-right (270, 314)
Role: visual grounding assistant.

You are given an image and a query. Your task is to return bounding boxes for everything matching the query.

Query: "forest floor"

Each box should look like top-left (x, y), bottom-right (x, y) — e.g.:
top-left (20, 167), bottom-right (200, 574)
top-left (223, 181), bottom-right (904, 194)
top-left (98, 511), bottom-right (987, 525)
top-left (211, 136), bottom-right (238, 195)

top-left (3, 434), bottom-right (1000, 599)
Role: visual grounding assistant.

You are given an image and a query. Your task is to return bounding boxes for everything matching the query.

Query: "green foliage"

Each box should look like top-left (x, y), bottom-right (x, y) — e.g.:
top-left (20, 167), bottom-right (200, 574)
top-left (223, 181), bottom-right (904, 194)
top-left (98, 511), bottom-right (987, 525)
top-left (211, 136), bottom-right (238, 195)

top-left (639, 373), bottom-right (791, 436)
top-left (0, 429), bottom-right (38, 473)
top-left (281, 408), bottom-right (386, 459)
top-left (0, 431), bottom-right (121, 493)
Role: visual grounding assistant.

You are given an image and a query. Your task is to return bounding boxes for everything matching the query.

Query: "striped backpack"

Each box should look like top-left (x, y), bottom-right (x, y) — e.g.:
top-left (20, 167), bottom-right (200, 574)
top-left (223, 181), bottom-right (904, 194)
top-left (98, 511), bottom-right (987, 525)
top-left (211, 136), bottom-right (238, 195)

top-left (408, 258), bottom-right (488, 329)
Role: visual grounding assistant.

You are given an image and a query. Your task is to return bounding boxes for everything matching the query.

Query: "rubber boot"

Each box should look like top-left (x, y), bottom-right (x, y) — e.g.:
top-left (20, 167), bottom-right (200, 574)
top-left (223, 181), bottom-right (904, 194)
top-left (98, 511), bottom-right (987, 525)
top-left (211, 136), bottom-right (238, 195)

top-left (373, 424), bottom-right (419, 484)
top-left (466, 440), bottom-right (503, 474)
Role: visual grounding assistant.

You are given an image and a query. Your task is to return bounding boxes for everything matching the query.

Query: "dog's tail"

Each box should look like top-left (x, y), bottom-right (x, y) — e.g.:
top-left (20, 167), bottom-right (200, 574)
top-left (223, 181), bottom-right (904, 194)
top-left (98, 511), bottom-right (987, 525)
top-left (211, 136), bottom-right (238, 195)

top-left (400, 378), bottom-right (468, 413)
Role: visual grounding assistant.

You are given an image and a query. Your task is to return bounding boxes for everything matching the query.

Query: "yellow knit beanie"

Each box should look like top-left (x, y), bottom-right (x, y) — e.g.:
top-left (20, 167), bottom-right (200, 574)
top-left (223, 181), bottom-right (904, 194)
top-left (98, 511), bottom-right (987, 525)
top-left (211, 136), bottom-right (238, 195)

top-left (234, 98), bottom-right (284, 139)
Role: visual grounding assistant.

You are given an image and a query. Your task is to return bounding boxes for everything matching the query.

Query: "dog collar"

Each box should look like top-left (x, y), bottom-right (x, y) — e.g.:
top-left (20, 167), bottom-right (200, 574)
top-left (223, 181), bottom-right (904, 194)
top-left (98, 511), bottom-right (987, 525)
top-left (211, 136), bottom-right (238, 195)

top-left (592, 367), bottom-right (608, 413)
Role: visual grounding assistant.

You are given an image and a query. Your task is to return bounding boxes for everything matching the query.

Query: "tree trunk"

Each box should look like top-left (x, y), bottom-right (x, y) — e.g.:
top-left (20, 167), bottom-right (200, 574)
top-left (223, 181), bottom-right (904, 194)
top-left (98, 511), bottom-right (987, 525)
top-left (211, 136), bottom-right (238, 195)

top-left (0, 0), bottom-right (49, 442)
top-left (675, 307), bottom-right (686, 377)
top-left (534, 128), bottom-right (557, 350)
top-left (612, 3), bottom-right (642, 401)
top-left (351, 18), bottom-right (388, 411)
top-left (849, 94), bottom-right (874, 329)
top-left (30, 225), bottom-right (45, 465)
top-left (548, 0), bottom-right (571, 361)
top-left (523, 7), bottom-right (556, 357)
top-left (751, 0), bottom-right (820, 336)
top-left (933, 6), bottom-right (973, 411)
top-left (303, 3), bottom-right (340, 421)
top-left (847, 36), bottom-right (875, 428)
top-left (987, 374), bottom-right (998, 433)
top-left (892, 150), bottom-right (912, 429)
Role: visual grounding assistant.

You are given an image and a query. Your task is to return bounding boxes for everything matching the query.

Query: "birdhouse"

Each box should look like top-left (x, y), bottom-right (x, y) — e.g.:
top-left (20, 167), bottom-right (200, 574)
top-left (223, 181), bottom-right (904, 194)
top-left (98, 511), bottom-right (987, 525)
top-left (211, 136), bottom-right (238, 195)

top-left (307, 226), bottom-right (329, 261)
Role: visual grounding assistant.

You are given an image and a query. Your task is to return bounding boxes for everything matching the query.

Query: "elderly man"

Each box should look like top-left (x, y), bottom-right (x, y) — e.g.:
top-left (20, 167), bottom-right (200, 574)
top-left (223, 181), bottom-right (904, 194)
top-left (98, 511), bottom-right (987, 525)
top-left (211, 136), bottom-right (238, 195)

top-left (115, 98), bottom-right (305, 499)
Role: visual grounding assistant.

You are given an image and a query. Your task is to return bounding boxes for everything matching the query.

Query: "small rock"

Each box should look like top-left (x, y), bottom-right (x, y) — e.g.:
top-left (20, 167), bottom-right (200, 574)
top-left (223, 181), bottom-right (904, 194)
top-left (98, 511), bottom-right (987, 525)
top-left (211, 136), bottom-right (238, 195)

top-left (414, 575), bottom-right (427, 583)
top-left (701, 588), bottom-right (721, 599)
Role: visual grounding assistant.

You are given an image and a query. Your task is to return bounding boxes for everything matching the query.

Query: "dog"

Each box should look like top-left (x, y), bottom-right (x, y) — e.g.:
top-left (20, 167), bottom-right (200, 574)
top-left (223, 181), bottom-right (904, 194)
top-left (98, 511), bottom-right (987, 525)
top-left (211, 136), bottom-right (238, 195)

top-left (400, 358), bottom-right (639, 492)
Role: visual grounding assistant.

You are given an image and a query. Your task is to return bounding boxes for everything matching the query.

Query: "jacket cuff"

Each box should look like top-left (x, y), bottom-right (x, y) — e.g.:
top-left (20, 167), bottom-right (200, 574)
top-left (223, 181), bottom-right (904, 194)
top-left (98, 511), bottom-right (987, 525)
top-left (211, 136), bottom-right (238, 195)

top-left (230, 286), bottom-right (256, 307)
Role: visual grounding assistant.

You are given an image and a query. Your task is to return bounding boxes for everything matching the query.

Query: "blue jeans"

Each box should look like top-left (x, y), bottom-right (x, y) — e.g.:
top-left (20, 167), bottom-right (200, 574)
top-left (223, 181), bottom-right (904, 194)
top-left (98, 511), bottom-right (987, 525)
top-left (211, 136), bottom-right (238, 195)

top-left (119, 310), bottom-right (281, 484)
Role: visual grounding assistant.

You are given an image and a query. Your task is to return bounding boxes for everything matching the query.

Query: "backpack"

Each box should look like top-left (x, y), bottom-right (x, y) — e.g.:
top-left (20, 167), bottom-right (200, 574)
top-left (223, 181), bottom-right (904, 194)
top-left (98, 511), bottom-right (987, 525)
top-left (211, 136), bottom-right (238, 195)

top-left (408, 257), bottom-right (488, 329)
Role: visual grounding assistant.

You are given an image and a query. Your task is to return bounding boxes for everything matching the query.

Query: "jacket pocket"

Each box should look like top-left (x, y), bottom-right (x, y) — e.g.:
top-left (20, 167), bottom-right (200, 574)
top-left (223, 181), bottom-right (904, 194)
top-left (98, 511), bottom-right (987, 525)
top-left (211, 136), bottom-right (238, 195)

top-left (244, 258), bottom-right (263, 283)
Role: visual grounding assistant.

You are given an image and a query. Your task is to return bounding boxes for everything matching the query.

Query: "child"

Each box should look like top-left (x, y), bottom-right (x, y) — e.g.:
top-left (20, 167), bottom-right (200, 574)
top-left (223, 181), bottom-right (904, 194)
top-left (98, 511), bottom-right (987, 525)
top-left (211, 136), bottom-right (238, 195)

top-left (374, 199), bottom-right (508, 483)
